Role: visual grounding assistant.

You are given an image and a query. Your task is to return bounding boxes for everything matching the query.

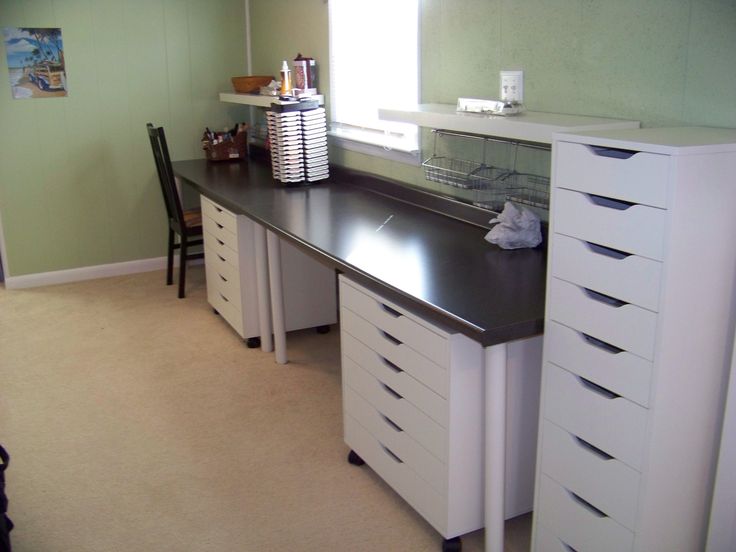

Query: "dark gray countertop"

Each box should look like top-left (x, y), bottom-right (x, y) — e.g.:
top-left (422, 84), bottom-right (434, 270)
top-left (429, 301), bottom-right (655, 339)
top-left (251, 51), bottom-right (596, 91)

top-left (173, 158), bottom-right (546, 346)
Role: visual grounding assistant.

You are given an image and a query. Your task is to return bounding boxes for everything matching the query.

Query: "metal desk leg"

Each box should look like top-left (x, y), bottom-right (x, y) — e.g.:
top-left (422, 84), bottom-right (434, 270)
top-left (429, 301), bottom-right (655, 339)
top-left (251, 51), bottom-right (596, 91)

top-left (253, 224), bottom-right (273, 353)
top-left (266, 230), bottom-right (287, 364)
top-left (485, 343), bottom-right (507, 551)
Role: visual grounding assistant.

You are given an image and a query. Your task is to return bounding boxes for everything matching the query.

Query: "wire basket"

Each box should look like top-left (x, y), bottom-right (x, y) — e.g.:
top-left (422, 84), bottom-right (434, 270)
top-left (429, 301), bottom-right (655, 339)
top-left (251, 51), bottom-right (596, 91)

top-left (422, 156), bottom-right (479, 189)
top-left (421, 129), bottom-right (551, 212)
top-left (473, 173), bottom-right (550, 211)
top-left (468, 165), bottom-right (510, 189)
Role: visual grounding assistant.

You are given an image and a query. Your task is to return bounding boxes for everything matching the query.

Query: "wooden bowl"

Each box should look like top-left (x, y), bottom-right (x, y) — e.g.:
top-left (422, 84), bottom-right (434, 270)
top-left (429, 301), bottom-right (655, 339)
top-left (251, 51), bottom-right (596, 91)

top-left (231, 75), bottom-right (275, 94)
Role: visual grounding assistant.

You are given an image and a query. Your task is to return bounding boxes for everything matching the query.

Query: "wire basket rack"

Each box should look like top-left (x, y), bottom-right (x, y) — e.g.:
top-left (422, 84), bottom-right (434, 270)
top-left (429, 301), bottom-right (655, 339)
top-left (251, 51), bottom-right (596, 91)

top-left (471, 172), bottom-right (550, 211)
top-left (422, 156), bottom-right (480, 189)
top-left (421, 129), bottom-right (551, 211)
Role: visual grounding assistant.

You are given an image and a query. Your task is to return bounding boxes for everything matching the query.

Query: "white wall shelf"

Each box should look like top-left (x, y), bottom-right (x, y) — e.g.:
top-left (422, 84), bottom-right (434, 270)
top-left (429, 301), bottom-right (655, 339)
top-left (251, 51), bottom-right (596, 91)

top-left (378, 103), bottom-right (639, 145)
top-left (219, 92), bottom-right (324, 108)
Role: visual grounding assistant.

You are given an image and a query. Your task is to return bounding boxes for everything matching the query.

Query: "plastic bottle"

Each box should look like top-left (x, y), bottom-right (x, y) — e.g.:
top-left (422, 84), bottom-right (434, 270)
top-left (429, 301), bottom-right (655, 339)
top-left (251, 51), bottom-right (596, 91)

top-left (279, 60), bottom-right (292, 96)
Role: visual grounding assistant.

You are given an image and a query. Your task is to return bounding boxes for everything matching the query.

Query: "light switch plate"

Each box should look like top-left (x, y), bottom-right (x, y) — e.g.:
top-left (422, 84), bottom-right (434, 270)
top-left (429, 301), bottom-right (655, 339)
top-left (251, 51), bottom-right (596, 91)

top-left (500, 70), bottom-right (524, 103)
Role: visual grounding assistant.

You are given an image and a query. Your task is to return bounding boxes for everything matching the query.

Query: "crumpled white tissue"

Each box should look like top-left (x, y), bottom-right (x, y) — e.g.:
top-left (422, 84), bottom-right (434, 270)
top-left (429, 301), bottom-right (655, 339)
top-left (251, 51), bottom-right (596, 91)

top-left (484, 201), bottom-right (542, 250)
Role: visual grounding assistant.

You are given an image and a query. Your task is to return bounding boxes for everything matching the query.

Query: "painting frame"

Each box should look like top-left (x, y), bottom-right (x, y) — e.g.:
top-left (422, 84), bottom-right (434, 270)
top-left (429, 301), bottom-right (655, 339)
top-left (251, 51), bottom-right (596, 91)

top-left (2, 27), bottom-right (68, 99)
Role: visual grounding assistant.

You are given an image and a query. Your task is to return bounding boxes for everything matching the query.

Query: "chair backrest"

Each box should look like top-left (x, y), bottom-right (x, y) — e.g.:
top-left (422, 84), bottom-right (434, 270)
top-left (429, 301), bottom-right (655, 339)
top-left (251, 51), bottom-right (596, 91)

top-left (147, 123), bottom-right (186, 233)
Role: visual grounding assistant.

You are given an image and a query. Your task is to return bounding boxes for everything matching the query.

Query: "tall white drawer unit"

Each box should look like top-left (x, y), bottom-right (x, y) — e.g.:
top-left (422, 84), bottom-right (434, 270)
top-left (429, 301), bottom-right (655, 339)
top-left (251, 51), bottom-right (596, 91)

top-left (201, 195), bottom-right (337, 344)
top-left (340, 275), bottom-right (541, 550)
top-left (532, 127), bottom-right (736, 552)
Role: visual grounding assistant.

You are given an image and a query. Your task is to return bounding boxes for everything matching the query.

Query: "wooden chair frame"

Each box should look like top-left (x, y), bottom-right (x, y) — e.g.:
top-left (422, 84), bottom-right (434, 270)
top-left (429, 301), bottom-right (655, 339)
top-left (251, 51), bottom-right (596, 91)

top-left (147, 123), bottom-right (204, 298)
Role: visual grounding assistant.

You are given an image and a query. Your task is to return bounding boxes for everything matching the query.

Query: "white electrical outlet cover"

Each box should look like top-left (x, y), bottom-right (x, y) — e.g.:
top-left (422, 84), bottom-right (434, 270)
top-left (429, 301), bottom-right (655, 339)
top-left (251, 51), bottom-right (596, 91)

top-left (500, 70), bottom-right (524, 103)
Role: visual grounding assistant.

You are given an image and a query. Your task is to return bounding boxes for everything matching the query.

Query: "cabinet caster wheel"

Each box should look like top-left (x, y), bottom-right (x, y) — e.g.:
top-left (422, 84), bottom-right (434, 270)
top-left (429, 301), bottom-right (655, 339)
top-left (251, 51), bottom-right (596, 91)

top-left (316, 325), bottom-right (331, 334)
top-left (347, 450), bottom-right (365, 466)
top-left (213, 308), bottom-right (219, 315)
top-left (246, 337), bottom-right (261, 349)
top-left (442, 536), bottom-right (461, 552)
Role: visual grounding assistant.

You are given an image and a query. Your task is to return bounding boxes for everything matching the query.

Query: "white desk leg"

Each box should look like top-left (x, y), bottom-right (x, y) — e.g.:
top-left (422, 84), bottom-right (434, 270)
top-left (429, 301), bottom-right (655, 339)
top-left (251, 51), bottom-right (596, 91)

top-left (266, 230), bottom-right (287, 364)
top-left (253, 224), bottom-right (273, 353)
top-left (485, 343), bottom-right (507, 551)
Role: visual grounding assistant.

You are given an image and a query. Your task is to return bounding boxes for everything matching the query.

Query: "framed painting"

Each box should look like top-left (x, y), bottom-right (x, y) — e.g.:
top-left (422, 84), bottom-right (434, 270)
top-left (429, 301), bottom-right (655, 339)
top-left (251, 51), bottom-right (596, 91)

top-left (2, 27), bottom-right (67, 99)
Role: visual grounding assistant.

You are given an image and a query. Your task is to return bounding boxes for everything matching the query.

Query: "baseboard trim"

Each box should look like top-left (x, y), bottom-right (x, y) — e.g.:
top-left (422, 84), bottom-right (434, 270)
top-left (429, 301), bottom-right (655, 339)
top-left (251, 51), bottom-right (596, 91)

top-left (4, 257), bottom-right (175, 289)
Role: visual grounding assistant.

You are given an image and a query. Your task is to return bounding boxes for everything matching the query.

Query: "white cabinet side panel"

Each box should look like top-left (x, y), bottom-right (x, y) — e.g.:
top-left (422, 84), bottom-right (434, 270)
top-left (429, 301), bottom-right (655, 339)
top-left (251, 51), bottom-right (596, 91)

top-left (635, 153), bottom-right (736, 552)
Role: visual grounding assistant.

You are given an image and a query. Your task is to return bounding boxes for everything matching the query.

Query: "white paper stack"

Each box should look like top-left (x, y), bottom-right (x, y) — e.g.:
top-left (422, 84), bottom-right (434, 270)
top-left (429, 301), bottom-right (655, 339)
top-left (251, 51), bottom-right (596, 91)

top-left (266, 110), bottom-right (305, 183)
top-left (266, 106), bottom-right (329, 185)
top-left (301, 108), bottom-right (329, 183)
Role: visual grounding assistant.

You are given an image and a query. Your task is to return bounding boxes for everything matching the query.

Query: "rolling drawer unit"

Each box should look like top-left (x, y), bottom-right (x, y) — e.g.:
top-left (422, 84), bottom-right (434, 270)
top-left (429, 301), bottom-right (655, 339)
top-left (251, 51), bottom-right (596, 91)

top-left (532, 128), bottom-right (736, 552)
top-left (201, 195), bottom-right (337, 341)
top-left (340, 276), bottom-right (540, 543)
top-left (202, 195), bottom-right (258, 338)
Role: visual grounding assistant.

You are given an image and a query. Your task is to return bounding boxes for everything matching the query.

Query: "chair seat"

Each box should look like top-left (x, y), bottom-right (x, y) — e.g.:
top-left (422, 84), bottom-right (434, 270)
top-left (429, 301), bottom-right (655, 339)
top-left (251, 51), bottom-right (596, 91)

top-left (183, 208), bottom-right (202, 229)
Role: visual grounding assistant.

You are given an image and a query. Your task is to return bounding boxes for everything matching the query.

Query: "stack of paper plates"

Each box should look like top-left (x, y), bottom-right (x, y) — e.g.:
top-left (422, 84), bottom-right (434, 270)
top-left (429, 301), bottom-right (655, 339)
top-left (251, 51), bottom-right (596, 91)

top-left (266, 105), bottom-right (329, 185)
top-left (301, 108), bottom-right (328, 182)
top-left (266, 110), bottom-right (305, 182)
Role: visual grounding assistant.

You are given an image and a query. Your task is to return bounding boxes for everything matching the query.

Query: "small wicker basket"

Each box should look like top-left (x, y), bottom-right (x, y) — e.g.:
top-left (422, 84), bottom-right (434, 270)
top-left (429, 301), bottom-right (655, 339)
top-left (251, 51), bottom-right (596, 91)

top-left (231, 75), bottom-right (274, 93)
top-left (202, 128), bottom-right (248, 162)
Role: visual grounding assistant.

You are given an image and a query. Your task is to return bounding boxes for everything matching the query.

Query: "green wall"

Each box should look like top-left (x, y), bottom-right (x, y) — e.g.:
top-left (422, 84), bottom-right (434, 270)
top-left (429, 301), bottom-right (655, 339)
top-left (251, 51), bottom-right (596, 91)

top-left (0, 0), bottom-right (248, 277)
top-left (250, 0), bottom-right (736, 191)
top-left (2, 0), bottom-right (734, 277)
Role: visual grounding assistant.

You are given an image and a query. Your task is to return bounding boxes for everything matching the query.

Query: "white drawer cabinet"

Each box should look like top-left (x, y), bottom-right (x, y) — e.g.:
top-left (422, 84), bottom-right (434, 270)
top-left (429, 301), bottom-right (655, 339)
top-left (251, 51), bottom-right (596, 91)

top-left (339, 276), bottom-right (483, 539)
top-left (339, 276), bottom-right (542, 542)
top-left (202, 196), bottom-right (259, 340)
top-left (201, 195), bottom-right (337, 342)
top-left (533, 128), bottom-right (736, 552)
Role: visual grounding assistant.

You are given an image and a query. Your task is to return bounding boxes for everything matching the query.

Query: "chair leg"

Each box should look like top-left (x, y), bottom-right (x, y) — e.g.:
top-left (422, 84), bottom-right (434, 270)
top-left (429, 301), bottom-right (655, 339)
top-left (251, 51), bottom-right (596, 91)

top-left (178, 239), bottom-right (187, 299)
top-left (166, 229), bottom-right (175, 286)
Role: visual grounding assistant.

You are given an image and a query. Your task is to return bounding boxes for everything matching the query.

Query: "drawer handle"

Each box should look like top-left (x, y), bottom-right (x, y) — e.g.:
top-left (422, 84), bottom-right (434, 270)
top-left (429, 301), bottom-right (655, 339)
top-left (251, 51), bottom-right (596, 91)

top-left (584, 240), bottom-right (631, 260)
top-left (381, 330), bottom-right (402, 346)
top-left (380, 303), bottom-right (402, 318)
top-left (217, 238), bottom-right (225, 246)
top-left (561, 543), bottom-right (579, 552)
top-left (217, 254), bottom-right (226, 262)
top-left (585, 192), bottom-right (636, 211)
top-left (216, 222), bottom-right (224, 229)
top-left (574, 435), bottom-right (614, 461)
top-left (581, 332), bottom-right (624, 354)
top-left (381, 444), bottom-right (403, 464)
top-left (215, 206), bottom-right (223, 213)
top-left (381, 414), bottom-right (403, 432)
top-left (589, 145), bottom-right (638, 160)
top-left (219, 274), bottom-right (227, 282)
top-left (569, 491), bottom-right (608, 518)
top-left (219, 293), bottom-right (229, 303)
top-left (381, 383), bottom-right (403, 400)
top-left (381, 356), bottom-right (403, 373)
top-left (582, 287), bottom-right (627, 308)
top-left (577, 376), bottom-right (620, 400)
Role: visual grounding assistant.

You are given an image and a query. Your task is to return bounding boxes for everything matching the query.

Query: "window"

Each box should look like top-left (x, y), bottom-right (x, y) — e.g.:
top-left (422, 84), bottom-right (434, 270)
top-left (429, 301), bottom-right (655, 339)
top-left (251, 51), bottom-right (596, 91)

top-left (328, 0), bottom-right (419, 159)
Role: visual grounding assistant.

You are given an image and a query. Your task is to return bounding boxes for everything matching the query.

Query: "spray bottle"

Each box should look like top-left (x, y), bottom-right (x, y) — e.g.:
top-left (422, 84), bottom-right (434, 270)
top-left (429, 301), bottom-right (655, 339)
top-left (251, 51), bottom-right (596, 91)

top-left (279, 60), bottom-right (292, 96)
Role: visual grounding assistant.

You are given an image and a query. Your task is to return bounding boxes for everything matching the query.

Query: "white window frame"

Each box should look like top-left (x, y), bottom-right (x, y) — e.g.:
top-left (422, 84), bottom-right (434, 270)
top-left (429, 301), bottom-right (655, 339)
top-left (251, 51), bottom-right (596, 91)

top-left (327, 0), bottom-right (421, 165)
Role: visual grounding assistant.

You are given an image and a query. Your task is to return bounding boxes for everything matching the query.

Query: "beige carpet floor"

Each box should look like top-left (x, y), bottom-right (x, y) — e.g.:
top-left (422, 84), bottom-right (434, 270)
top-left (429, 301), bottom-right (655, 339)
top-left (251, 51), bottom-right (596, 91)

top-left (0, 267), bottom-right (531, 552)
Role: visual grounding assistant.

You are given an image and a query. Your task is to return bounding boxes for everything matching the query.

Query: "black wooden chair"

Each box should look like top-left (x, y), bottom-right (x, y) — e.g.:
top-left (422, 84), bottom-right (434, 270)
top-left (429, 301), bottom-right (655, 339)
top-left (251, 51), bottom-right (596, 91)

top-left (147, 123), bottom-right (204, 298)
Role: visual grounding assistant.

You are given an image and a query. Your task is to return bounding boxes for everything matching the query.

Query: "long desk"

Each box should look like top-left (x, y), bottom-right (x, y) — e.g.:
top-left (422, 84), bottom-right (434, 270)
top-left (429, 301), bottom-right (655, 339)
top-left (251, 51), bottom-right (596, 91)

top-left (173, 158), bottom-right (547, 550)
